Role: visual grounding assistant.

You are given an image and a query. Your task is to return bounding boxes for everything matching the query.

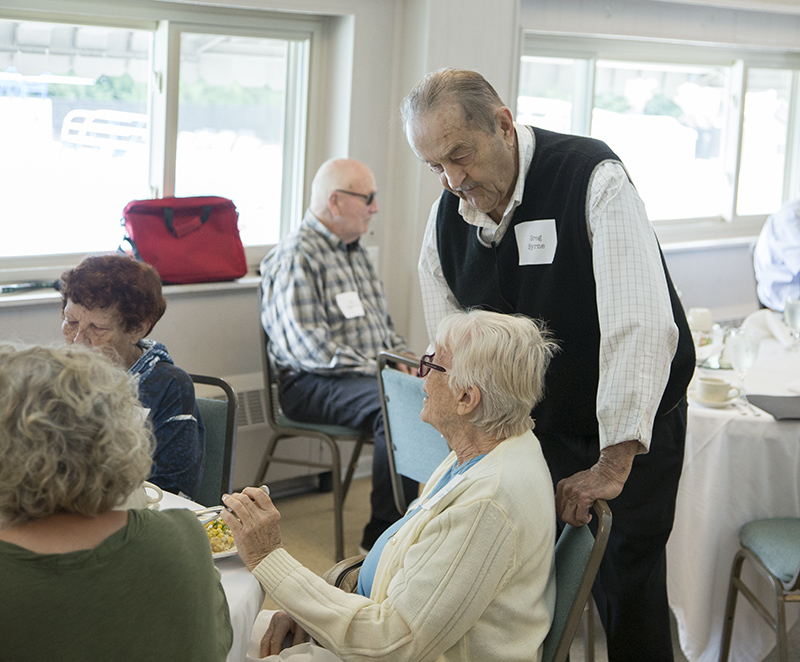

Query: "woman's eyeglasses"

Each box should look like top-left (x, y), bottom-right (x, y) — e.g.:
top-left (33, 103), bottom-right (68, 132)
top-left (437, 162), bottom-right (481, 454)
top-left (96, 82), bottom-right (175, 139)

top-left (419, 353), bottom-right (446, 378)
top-left (335, 189), bottom-right (377, 206)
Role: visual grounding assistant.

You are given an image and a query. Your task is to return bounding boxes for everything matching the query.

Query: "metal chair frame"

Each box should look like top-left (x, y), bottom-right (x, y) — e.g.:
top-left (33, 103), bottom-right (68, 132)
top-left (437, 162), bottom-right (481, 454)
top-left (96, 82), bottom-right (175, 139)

top-left (543, 499), bottom-right (612, 662)
top-left (377, 350), bottom-right (451, 514)
top-left (719, 545), bottom-right (800, 662)
top-left (189, 374), bottom-right (238, 508)
top-left (256, 323), bottom-right (369, 561)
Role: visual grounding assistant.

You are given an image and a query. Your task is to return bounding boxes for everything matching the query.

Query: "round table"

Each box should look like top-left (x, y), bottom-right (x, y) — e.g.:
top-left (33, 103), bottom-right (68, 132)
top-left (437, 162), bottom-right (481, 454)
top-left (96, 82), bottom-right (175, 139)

top-left (668, 337), bottom-right (800, 662)
top-left (160, 491), bottom-right (265, 662)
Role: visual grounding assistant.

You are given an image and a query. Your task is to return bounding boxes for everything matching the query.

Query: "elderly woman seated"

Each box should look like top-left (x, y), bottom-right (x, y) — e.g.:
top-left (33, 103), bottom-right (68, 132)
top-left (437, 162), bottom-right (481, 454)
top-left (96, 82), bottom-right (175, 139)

top-left (223, 309), bottom-right (559, 661)
top-left (59, 253), bottom-right (204, 498)
top-left (0, 344), bottom-right (231, 660)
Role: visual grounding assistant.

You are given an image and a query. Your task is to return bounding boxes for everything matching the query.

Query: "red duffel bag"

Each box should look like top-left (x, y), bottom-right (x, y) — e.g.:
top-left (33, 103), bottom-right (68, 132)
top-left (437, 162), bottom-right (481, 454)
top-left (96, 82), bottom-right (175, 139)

top-left (121, 196), bottom-right (248, 284)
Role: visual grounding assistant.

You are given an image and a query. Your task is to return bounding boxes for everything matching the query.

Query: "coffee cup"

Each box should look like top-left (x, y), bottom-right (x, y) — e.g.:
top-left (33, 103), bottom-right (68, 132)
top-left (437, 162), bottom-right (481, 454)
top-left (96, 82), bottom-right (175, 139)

top-left (118, 481), bottom-right (164, 510)
top-left (696, 376), bottom-right (739, 403)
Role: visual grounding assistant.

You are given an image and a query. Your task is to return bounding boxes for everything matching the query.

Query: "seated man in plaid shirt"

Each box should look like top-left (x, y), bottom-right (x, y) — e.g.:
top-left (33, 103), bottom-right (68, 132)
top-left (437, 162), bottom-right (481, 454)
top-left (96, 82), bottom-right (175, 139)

top-left (260, 158), bottom-right (419, 551)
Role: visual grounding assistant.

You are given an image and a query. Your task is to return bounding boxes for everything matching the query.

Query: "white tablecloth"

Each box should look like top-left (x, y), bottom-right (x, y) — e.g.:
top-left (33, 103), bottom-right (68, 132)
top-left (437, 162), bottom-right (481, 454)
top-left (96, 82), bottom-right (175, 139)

top-left (668, 339), bottom-right (800, 662)
top-left (160, 492), bottom-right (265, 662)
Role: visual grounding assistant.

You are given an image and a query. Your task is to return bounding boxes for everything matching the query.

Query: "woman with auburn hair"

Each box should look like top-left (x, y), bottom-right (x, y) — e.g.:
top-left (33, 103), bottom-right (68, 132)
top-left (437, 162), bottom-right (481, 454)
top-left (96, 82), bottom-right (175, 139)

top-left (0, 343), bottom-right (231, 660)
top-left (224, 309), bottom-right (559, 662)
top-left (59, 253), bottom-right (204, 498)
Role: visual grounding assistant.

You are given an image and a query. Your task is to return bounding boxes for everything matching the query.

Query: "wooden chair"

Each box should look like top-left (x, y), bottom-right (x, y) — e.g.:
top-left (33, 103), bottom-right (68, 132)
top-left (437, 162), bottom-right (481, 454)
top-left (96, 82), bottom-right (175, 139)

top-left (190, 374), bottom-right (238, 507)
top-left (719, 517), bottom-right (800, 662)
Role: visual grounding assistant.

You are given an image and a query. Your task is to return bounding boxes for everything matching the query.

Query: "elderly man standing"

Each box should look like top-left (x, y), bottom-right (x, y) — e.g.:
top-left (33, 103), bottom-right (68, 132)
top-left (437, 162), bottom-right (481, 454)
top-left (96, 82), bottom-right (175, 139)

top-left (402, 69), bottom-right (695, 661)
top-left (261, 157), bottom-right (417, 552)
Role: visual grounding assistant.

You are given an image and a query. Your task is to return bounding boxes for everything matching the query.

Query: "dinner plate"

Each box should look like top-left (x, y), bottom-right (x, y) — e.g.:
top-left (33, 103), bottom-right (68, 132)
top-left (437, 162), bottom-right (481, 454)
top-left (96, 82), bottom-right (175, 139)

top-left (688, 389), bottom-right (737, 409)
top-left (212, 546), bottom-right (238, 561)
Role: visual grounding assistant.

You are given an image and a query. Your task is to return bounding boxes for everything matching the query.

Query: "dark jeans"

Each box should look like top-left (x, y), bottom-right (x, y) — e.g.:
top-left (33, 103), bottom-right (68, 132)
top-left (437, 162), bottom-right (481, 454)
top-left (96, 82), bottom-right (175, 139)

top-left (279, 371), bottom-right (418, 549)
top-left (538, 398), bottom-right (687, 662)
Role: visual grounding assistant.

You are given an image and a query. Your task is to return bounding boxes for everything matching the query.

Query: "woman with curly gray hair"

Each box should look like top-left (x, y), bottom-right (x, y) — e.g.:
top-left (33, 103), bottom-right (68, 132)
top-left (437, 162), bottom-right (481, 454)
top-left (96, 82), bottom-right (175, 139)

top-left (0, 344), bottom-right (232, 661)
top-left (224, 309), bottom-right (560, 662)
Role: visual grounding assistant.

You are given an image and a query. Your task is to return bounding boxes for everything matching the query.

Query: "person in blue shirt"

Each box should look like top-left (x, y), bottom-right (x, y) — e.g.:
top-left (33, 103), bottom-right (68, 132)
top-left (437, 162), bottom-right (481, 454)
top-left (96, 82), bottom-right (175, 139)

top-left (754, 197), bottom-right (800, 311)
top-left (59, 253), bottom-right (204, 499)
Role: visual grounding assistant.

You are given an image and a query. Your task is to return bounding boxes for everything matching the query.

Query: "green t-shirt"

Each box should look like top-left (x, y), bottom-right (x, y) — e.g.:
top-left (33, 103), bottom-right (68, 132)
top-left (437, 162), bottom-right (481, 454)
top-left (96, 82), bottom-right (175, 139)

top-left (1, 508), bottom-right (233, 661)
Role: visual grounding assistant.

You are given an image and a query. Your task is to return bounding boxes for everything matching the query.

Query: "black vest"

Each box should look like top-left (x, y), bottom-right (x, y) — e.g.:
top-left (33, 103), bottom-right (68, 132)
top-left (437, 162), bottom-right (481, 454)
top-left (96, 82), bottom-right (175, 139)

top-left (437, 127), bottom-right (695, 437)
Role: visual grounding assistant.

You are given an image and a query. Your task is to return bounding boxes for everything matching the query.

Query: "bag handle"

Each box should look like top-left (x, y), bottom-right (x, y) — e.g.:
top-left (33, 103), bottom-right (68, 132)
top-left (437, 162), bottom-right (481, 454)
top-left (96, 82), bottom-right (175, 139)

top-left (163, 205), bottom-right (213, 238)
top-left (118, 236), bottom-right (144, 262)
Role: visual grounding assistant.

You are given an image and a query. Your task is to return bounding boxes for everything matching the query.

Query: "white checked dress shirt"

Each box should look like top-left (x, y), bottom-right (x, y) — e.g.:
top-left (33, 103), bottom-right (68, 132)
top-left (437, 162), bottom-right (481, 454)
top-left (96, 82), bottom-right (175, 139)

top-left (418, 123), bottom-right (678, 451)
top-left (261, 211), bottom-right (408, 377)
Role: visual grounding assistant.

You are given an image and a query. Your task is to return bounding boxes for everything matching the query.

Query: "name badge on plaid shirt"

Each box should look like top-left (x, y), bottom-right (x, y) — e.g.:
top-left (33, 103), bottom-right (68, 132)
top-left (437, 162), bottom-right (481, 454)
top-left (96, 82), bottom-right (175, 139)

top-left (335, 291), bottom-right (366, 319)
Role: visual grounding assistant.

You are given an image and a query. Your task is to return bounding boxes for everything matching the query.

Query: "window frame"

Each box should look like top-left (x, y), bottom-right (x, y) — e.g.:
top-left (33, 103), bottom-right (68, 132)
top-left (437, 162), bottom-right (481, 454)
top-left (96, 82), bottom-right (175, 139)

top-left (0, 3), bottom-right (320, 279)
top-left (519, 32), bottom-right (800, 245)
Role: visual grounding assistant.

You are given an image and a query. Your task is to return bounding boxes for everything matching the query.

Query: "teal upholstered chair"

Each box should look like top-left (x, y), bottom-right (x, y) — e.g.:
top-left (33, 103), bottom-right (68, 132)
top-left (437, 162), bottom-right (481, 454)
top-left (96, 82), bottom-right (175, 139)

top-left (542, 499), bottom-right (612, 662)
top-left (190, 374), bottom-right (238, 508)
top-left (719, 518), bottom-right (800, 662)
top-left (256, 323), bottom-right (370, 561)
top-left (377, 351), bottom-right (450, 513)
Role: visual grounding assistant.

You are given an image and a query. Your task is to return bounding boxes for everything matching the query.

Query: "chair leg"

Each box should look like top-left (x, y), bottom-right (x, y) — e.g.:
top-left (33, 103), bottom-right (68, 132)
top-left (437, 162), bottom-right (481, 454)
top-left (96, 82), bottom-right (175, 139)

top-left (257, 432), bottom-right (345, 560)
top-left (340, 434), bottom-right (368, 502)
top-left (776, 593), bottom-right (789, 662)
top-left (585, 599), bottom-right (594, 662)
top-left (719, 550), bottom-right (746, 662)
top-left (318, 436), bottom-right (345, 562)
top-left (256, 433), bottom-right (281, 486)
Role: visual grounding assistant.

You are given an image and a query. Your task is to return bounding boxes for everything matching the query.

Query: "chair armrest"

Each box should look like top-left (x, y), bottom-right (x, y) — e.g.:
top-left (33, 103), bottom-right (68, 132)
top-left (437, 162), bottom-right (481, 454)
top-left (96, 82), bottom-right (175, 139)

top-left (322, 554), bottom-right (366, 593)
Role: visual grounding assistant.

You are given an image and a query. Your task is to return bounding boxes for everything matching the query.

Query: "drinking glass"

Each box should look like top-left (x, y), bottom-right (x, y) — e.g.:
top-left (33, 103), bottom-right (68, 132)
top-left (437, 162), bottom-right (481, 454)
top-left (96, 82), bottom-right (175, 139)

top-left (784, 298), bottom-right (800, 351)
top-left (725, 328), bottom-right (762, 413)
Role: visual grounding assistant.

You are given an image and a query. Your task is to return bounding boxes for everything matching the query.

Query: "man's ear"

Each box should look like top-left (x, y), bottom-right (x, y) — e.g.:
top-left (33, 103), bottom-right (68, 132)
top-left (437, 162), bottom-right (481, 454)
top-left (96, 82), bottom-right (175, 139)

top-left (496, 106), bottom-right (515, 145)
top-left (327, 190), bottom-right (342, 216)
top-left (457, 385), bottom-right (482, 416)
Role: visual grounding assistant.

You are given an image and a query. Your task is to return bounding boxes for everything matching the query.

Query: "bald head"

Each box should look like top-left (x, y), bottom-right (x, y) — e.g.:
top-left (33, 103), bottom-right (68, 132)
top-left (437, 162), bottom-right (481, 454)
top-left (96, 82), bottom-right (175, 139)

top-left (309, 158), bottom-right (378, 244)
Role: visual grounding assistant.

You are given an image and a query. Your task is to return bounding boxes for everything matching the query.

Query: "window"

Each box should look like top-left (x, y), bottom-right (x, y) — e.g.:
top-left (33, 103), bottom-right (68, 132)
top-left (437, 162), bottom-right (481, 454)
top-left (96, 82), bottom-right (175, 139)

top-left (0, 21), bottom-right (152, 257)
top-left (0, 13), bottom-right (311, 261)
top-left (175, 32), bottom-right (306, 247)
top-left (738, 68), bottom-right (792, 216)
top-left (518, 37), bottom-right (800, 230)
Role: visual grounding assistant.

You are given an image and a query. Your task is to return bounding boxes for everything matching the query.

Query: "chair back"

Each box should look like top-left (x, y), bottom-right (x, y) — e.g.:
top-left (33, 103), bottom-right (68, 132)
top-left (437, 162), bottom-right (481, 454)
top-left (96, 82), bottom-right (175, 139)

top-left (378, 351), bottom-right (451, 512)
top-left (542, 499), bottom-right (612, 662)
top-left (190, 374), bottom-right (238, 507)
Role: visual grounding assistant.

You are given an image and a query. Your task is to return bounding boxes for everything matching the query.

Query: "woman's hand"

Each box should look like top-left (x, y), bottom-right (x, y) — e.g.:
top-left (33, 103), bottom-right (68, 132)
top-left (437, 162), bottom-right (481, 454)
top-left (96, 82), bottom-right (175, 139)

top-left (220, 486), bottom-right (282, 571)
top-left (261, 611), bottom-right (309, 656)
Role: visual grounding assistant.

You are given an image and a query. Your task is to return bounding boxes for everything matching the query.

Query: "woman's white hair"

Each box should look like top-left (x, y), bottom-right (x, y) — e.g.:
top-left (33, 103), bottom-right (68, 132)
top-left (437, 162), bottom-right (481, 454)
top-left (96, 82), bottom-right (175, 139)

top-left (435, 309), bottom-right (559, 439)
top-left (0, 343), bottom-right (154, 527)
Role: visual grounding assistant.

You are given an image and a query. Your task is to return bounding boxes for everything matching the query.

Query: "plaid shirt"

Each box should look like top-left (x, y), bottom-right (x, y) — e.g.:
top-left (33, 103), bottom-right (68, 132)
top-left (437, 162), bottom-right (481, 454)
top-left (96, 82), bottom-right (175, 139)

top-left (261, 210), bottom-right (408, 376)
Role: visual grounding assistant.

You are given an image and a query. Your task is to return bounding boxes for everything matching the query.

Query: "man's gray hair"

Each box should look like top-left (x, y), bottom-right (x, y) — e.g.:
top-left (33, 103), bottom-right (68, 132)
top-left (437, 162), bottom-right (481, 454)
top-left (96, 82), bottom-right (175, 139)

top-left (436, 309), bottom-right (558, 440)
top-left (400, 68), bottom-right (506, 135)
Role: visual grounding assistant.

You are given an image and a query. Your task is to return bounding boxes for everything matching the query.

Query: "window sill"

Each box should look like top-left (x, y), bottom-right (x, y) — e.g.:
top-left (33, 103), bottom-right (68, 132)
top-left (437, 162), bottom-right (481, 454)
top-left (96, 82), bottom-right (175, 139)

top-left (656, 215), bottom-right (764, 252)
top-left (0, 274), bottom-right (261, 310)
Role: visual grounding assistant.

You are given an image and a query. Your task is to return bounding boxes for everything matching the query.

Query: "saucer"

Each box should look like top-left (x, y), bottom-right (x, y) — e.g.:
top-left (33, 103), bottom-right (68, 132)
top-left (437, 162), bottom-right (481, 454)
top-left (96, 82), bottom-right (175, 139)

top-left (688, 389), bottom-right (738, 409)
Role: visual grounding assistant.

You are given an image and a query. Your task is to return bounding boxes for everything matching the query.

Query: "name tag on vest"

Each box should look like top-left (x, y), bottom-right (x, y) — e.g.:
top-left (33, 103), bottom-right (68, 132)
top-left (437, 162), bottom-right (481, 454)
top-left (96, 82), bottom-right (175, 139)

top-left (514, 219), bottom-right (557, 265)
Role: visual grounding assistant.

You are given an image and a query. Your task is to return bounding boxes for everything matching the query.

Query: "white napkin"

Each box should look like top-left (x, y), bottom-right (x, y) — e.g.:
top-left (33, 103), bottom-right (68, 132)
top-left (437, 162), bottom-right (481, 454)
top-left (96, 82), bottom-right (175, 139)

top-left (741, 309), bottom-right (794, 349)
